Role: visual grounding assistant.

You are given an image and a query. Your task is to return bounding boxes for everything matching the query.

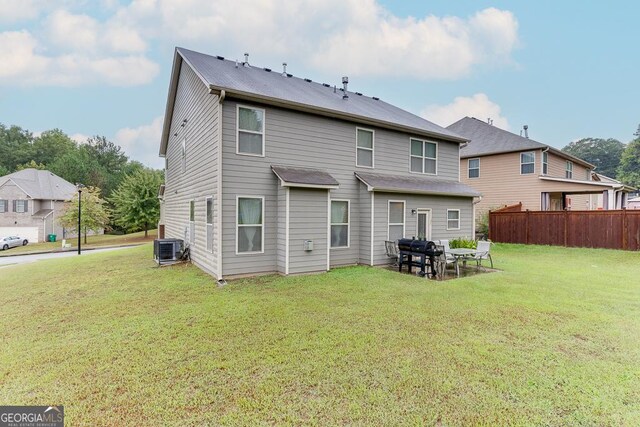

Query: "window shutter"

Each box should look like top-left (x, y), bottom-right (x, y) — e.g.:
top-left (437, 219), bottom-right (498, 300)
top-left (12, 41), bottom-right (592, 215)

top-left (24, 200), bottom-right (28, 213)
top-left (13, 200), bottom-right (16, 212)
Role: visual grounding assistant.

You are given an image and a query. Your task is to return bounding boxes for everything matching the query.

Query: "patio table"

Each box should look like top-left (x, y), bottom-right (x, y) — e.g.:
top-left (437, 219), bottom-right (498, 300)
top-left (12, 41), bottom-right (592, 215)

top-left (447, 248), bottom-right (478, 274)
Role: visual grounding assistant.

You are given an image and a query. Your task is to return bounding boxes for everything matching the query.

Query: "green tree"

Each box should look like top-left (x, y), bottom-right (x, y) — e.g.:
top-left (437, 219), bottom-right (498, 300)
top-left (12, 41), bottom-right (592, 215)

top-left (32, 129), bottom-right (75, 166)
top-left (59, 186), bottom-right (111, 244)
top-left (110, 169), bottom-right (163, 237)
top-left (16, 160), bottom-right (47, 171)
top-left (617, 138), bottom-right (640, 187)
top-left (562, 137), bottom-right (625, 178)
top-left (0, 164), bottom-right (10, 176)
top-left (0, 124), bottom-right (34, 172)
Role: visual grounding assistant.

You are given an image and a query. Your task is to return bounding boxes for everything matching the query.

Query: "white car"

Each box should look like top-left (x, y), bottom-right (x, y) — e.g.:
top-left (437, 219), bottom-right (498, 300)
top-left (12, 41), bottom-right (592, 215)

top-left (1, 236), bottom-right (29, 250)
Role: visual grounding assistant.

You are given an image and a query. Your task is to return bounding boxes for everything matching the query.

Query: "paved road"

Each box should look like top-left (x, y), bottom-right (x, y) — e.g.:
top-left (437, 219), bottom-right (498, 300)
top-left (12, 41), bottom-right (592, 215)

top-left (0, 247), bottom-right (131, 268)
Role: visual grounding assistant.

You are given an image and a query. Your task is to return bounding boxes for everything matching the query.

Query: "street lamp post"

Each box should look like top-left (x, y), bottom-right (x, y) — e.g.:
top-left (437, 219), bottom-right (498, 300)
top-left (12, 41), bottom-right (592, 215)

top-left (77, 185), bottom-right (84, 255)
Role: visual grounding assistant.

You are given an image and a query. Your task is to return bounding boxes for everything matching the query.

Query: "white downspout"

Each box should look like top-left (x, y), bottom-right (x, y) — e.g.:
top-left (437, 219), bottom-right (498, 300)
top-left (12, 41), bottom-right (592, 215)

top-left (216, 89), bottom-right (225, 281)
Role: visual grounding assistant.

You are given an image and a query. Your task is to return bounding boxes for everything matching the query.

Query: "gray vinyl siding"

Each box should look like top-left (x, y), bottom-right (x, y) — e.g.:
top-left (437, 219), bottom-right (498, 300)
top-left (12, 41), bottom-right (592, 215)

top-left (162, 63), bottom-right (220, 278)
top-left (221, 99), bottom-right (466, 276)
top-left (276, 186), bottom-right (286, 274)
top-left (358, 185), bottom-right (372, 265)
top-left (288, 188), bottom-right (328, 274)
top-left (372, 192), bottom-right (474, 265)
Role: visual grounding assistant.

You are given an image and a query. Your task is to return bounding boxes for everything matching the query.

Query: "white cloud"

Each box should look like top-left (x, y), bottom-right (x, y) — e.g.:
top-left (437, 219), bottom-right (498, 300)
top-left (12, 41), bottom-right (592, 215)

top-left (421, 93), bottom-right (509, 129)
top-left (70, 133), bottom-right (89, 144)
top-left (113, 116), bottom-right (164, 169)
top-left (0, 0), bottom-right (42, 23)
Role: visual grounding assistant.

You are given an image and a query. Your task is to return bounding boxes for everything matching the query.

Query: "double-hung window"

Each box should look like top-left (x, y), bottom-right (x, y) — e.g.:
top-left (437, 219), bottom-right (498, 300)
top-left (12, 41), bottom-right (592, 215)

top-left (356, 128), bottom-right (374, 168)
top-left (520, 152), bottom-right (535, 174)
top-left (566, 161), bottom-right (573, 179)
top-left (542, 151), bottom-right (548, 175)
top-left (206, 197), bottom-right (214, 253)
top-left (468, 158), bottom-right (480, 178)
top-left (237, 197), bottom-right (264, 253)
top-left (15, 200), bottom-right (28, 213)
top-left (330, 200), bottom-right (350, 248)
top-left (447, 209), bottom-right (460, 230)
top-left (237, 106), bottom-right (265, 156)
top-left (410, 138), bottom-right (437, 174)
top-left (0, 200), bottom-right (7, 213)
top-left (388, 201), bottom-right (405, 241)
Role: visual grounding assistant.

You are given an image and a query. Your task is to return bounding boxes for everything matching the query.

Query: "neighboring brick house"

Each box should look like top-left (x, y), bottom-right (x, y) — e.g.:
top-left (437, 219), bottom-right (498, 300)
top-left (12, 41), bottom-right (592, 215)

top-left (447, 117), bottom-right (634, 219)
top-left (0, 169), bottom-right (77, 242)
top-left (158, 47), bottom-right (481, 279)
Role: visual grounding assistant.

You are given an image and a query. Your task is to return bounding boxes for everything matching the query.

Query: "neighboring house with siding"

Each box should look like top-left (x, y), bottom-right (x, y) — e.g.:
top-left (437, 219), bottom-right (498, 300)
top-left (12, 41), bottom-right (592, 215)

top-left (158, 47), bottom-right (481, 279)
top-left (0, 169), bottom-right (77, 242)
top-left (448, 117), bottom-right (633, 219)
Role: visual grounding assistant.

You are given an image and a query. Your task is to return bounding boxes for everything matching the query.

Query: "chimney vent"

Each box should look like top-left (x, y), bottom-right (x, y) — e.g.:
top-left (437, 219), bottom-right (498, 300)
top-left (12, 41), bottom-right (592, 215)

top-left (342, 76), bottom-right (349, 99)
top-left (243, 52), bottom-right (250, 67)
top-left (282, 62), bottom-right (287, 76)
top-left (523, 125), bottom-right (529, 138)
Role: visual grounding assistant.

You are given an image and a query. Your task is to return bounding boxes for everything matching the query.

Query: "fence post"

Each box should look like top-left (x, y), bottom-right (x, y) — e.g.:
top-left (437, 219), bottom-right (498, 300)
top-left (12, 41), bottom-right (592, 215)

top-left (563, 209), bottom-right (568, 247)
top-left (525, 209), bottom-right (530, 244)
top-left (622, 208), bottom-right (628, 250)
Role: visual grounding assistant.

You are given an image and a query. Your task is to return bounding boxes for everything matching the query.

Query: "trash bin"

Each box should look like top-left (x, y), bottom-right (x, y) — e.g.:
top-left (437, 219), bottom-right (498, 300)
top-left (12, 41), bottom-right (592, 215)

top-left (48, 234), bottom-right (57, 242)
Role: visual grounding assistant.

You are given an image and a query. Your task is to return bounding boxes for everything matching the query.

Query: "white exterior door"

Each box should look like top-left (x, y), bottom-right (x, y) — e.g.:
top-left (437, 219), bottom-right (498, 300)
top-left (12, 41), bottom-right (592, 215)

top-left (416, 209), bottom-right (432, 240)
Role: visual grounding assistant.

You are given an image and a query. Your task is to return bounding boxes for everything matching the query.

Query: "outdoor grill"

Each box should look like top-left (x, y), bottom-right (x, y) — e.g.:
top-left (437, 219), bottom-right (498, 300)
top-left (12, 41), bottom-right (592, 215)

top-left (397, 238), bottom-right (442, 277)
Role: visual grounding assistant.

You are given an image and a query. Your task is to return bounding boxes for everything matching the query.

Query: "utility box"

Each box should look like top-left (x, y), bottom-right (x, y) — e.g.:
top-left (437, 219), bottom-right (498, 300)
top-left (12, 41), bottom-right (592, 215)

top-left (303, 240), bottom-right (313, 251)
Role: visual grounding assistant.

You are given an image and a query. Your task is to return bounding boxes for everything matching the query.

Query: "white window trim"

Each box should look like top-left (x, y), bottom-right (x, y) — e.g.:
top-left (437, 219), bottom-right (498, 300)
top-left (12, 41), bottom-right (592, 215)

top-left (236, 104), bottom-right (266, 157)
top-left (330, 199), bottom-right (350, 249)
top-left (387, 200), bottom-right (406, 240)
top-left (468, 158), bottom-right (480, 179)
top-left (355, 127), bottom-right (375, 168)
top-left (542, 151), bottom-right (548, 175)
top-left (520, 151), bottom-right (535, 175)
top-left (235, 195), bottom-right (265, 255)
top-left (409, 138), bottom-right (438, 175)
top-left (16, 200), bottom-right (28, 214)
top-left (447, 209), bottom-right (461, 231)
top-left (205, 196), bottom-right (214, 254)
top-left (566, 161), bottom-right (573, 179)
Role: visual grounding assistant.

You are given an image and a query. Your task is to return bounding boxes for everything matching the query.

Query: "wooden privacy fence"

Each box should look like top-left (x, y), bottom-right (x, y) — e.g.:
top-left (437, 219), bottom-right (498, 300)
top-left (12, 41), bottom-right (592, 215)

top-left (489, 203), bottom-right (640, 250)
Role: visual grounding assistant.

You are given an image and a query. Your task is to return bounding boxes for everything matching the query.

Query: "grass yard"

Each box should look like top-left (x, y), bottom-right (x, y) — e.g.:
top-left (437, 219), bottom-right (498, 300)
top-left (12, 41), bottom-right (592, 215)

top-left (0, 229), bottom-right (157, 256)
top-left (1, 244), bottom-right (639, 425)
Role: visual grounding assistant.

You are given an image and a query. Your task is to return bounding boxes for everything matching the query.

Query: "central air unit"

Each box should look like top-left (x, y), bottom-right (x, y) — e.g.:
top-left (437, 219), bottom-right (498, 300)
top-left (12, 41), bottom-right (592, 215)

top-left (154, 238), bottom-right (184, 265)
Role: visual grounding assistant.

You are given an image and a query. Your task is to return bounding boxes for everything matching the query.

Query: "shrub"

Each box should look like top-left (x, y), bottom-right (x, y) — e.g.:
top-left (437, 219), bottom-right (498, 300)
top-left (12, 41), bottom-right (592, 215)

top-left (450, 237), bottom-right (477, 249)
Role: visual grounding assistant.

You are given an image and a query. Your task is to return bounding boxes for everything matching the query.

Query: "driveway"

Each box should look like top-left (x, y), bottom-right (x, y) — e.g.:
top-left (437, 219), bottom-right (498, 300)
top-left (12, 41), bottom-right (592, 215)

top-left (0, 247), bottom-right (130, 268)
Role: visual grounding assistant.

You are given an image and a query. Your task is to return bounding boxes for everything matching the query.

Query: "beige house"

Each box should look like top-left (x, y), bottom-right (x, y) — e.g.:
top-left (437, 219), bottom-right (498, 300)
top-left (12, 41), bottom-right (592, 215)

top-left (447, 117), bottom-right (634, 218)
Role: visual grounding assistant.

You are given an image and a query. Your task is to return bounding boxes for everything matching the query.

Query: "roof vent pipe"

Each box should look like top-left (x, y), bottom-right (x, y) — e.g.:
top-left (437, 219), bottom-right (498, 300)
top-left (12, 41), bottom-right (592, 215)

top-left (342, 76), bottom-right (349, 99)
top-left (523, 125), bottom-right (529, 138)
top-left (243, 52), bottom-right (250, 67)
top-left (282, 62), bottom-right (287, 76)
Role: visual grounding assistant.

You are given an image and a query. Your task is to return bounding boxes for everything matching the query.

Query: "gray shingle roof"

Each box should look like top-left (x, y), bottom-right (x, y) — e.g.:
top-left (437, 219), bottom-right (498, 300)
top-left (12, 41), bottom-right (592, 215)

top-left (355, 171), bottom-right (481, 198)
top-left (448, 117), bottom-right (594, 168)
top-left (271, 165), bottom-right (339, 188)
top-left (0, 169), bottom-right (77, 200)
top-left (175, 47), bottom-right (466, 142)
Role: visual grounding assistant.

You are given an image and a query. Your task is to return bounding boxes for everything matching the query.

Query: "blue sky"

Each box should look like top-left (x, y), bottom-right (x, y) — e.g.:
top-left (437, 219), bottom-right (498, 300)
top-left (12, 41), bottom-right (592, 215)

top-left (1, 1), bottom-right (638, 169)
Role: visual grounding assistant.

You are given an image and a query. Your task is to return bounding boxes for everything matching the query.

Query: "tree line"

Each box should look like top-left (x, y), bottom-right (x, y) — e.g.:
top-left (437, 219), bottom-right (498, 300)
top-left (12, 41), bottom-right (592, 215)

top-left (561, 124), bottom-right (640, 188)
top-left (0, 123), bottom-right (163, 237)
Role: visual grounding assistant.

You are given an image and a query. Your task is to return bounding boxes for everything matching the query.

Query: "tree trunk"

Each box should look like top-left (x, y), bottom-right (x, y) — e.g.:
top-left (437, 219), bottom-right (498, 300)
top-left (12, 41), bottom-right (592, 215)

top-left (144, 222), bottom-right (148, 238)
top-left (84, 226), bottom-right (87, 244)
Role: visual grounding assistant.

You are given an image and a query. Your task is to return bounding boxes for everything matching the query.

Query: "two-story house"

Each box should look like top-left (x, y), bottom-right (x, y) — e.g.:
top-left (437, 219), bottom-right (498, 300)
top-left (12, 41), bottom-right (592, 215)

top-left (158, 48), bottom-right (481, 279)
top-left (448, 117), bottom-right (633, 219)
top-left (0, 168), bottom-right (77, 242)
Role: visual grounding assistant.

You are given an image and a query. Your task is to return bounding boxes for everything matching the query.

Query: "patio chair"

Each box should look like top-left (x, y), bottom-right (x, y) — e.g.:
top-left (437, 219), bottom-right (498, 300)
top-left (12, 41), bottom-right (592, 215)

top-left (384, 240), bottom-right (400, 267)
top-left (434, 244), bottom-right (458, 278)
top-left (472, 240), bottom-right (493, 269)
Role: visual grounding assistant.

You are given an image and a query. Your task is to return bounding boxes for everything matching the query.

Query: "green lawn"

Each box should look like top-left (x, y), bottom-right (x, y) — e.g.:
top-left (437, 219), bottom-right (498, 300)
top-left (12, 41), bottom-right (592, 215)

top-left (1, 244), bottom-right (639, 425)
top-left (0, 229), bottom-right (156, 256)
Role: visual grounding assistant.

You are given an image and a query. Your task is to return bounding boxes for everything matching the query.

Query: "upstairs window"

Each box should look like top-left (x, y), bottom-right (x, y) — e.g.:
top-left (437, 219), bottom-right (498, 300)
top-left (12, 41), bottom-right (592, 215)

top-left (237, 106), bottom-right (265, 156)
top-left (15, 200), bottom-right (28, 213)
top-left (566, 161), bottom-right (573, 179)
top-left (330, 200), bottom-right (350, 248)
top-left (356, 128), bottom-right (374, 168)
top-left (0, 200), bottom-right (7, 213)
top-left (542, 151), bottom-right (548, 175)
top-left (410, 138), bottom-right (437, 174)
top-left (520, 152), bottom-right (535, 174)
top-left (468, 158), bottom-right (480, 178)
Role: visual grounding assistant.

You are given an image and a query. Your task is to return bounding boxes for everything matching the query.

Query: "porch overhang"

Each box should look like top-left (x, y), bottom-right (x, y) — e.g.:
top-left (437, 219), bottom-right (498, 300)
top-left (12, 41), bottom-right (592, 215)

top-left (271, 165), bottom-right (339, 189)
top-left (354, 171), bottom-right (481, 198)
